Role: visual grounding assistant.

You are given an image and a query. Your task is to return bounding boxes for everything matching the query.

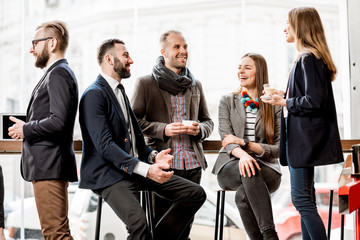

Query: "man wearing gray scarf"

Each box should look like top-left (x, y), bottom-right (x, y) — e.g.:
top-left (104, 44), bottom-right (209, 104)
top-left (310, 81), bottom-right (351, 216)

top-left (131, 30), bottom-right (213, 240)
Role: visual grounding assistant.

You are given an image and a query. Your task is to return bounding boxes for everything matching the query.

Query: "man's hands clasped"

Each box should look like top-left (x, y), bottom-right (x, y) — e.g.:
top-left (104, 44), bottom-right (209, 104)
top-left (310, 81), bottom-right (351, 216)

top-left (147, 148), bottom-right (174, 183)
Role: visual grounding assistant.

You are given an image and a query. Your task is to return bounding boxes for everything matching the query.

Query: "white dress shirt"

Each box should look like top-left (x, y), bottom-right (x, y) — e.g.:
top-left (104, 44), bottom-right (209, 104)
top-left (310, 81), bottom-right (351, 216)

top-left (101, 72), bottom-right (151, 177)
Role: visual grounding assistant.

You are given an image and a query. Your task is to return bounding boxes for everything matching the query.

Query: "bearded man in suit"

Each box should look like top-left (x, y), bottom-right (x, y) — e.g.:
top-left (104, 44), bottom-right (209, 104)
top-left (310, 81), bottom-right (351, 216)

top-left (8, 20), bottom-right (78, 240)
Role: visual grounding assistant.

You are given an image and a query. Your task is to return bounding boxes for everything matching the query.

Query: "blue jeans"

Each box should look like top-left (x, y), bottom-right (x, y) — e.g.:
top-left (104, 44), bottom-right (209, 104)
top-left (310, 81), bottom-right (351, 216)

top-left (285, 119), bottom-right (327, 240)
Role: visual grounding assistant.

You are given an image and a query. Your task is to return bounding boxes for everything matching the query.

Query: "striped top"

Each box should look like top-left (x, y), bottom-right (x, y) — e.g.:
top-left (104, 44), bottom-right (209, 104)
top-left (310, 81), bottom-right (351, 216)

top-left (170, 94), bottom-right (200, 170)
top-left (244, 107), bottom-right (280, 174)
top-left (244, 108), bottom-right (257, 142)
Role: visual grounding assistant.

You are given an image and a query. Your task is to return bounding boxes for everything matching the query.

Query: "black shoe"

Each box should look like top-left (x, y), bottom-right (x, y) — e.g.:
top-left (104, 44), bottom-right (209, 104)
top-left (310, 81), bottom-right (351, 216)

top-left (262, 228), bottom-right (279, 240)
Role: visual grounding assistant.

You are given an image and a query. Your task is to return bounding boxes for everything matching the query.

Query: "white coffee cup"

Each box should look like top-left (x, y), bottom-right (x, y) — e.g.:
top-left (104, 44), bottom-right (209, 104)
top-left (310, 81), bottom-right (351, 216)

top-left (182, 120), bottom-right (195, 126)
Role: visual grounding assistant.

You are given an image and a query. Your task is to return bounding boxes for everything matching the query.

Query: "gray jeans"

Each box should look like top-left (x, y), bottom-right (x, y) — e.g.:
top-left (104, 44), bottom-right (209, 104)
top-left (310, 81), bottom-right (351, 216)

top-left (217, 160), bottom-right (281, 240)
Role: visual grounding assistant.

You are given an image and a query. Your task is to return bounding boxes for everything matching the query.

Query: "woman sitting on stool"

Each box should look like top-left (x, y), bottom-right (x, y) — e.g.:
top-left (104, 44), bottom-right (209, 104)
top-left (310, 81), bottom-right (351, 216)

top-left (212, 53), bottom-right (281, 240)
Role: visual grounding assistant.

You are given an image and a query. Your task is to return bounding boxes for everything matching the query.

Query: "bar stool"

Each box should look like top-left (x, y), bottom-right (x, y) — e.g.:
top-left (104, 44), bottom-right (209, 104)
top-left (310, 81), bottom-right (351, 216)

top-left (94, 191), bottom-right (154, 240)
top-left (94, 196), bottom-right (103, 240)
top-left (327, 189), bottom-right (334, 240)
top-left (214, 190), bottom-right (227, 240)
top-left (140, 190), bottom-right (154, 237)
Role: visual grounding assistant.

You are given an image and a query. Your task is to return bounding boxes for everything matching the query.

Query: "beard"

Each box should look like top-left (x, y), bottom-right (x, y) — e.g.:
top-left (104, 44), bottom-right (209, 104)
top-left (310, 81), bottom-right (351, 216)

top-left (168, 54), bottom-right (187, 70)
top-left (114, 57), bottom-right (131, 79)
top-left (35, 44), bottom-right (50, 69)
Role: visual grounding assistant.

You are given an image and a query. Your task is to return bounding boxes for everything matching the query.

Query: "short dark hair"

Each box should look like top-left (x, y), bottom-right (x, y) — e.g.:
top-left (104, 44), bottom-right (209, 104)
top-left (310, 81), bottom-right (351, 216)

top-left (159, 30), bottom-right (182, 49)
top-left (37, 20), bottom-right (69, 53)
top-left (97, 39), bottom-right (125, 65)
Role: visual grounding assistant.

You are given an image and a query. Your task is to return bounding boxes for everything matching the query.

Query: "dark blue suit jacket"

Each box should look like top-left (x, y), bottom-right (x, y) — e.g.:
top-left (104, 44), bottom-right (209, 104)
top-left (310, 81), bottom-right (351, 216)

top-left (22, 59), bottom-right (78, 181)
top-left (280, 52), bottom-right (343, 168)
top-left (79, 75), bottom-right (153, 190)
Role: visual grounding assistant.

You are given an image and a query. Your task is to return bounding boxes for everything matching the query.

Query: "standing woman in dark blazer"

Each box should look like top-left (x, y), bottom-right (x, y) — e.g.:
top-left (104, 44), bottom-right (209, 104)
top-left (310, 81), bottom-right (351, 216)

top-left (263, 7), bottom-right (344, 240)
top-left (212, 53), bottom-right (281, 240)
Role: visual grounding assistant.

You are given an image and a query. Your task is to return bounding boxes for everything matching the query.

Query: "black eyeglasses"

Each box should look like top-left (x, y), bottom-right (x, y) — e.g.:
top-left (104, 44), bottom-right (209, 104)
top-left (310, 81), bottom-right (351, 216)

top-left (31, 37), bottom-right (53, 48)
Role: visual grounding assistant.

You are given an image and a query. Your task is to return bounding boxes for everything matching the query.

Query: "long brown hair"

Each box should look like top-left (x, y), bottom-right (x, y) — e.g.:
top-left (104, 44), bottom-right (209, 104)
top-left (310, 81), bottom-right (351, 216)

top-left (288, 7), bottom-right (336, 81)
top-left (234, 53), bottom-right (275, 144)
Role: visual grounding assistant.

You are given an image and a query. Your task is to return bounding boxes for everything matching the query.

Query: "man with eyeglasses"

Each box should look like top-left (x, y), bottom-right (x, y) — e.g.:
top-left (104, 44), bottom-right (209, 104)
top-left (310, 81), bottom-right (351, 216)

top-left (8, 20), bottom-right (78, 240)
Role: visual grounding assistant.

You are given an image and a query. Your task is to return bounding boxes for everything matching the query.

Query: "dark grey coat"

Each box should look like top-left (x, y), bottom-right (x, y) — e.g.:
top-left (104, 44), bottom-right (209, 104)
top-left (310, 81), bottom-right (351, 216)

top-left (22, 59), bottom-right (78, 182)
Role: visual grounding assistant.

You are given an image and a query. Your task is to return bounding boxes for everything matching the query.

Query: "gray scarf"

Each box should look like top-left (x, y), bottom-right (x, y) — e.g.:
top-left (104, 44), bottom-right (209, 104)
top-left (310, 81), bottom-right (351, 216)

top-left (152, 56), bottom-right (195, 95)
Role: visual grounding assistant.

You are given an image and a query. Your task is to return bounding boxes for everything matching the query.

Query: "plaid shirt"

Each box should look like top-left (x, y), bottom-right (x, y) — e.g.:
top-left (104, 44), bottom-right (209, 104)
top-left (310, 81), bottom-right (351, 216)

top-left (170, 94), bottom-right (200, 170)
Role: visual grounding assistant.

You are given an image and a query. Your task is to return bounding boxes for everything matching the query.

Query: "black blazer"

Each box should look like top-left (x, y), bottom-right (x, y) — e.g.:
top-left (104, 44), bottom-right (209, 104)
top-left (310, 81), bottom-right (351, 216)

top-left (79, 75), bottom-right (153, 190)
top-left (280, 52), bottom-right (343, 167)
top-left (21, 59), bottom-right (78, 181)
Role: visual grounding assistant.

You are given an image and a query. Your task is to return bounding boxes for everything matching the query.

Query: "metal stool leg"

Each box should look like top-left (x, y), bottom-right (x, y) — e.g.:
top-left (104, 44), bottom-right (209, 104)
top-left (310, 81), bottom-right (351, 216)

top-left (214, 190), bottom-right (226, 240)
top-left (214, 191), bottom-right (221, 240)
top-left (327, 190), bottom-right (334, 240)
top-left (141, 191), bottom-right (146, 211)
top-left (95, 196), bottom-right (103, 240)
top-left (145, 191), bottom-right (154, 238)
top-left (340, 214), bottom-right (345, 240)
top-left (219, 191), bottom-right (225, 240)
top-left (141, 191), bottom-right (154, 239)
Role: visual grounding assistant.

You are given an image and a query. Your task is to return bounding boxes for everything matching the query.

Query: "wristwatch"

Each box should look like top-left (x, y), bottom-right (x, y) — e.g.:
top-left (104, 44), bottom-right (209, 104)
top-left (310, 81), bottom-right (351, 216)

top-left (148, 150), bottom-right (158, 164)
top-left (243, 139), bottom-right (250, 149)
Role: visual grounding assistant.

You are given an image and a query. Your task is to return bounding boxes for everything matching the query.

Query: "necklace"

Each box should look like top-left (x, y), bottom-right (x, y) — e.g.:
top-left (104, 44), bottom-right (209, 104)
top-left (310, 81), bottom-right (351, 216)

top-left (241, 91), bottom-right (259, 113)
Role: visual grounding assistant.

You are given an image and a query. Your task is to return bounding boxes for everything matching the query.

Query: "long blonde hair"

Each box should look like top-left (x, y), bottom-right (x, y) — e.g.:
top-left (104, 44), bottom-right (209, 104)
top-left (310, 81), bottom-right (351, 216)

top-left (288, 7), bottom-right (336, 81)
top-left (234, 53), bottom-right (275, 144)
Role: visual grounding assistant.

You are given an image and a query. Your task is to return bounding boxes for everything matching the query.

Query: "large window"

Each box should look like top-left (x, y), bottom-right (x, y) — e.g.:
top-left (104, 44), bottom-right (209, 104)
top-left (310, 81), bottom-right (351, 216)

top-left (0, 1), bottom-right (352, 239)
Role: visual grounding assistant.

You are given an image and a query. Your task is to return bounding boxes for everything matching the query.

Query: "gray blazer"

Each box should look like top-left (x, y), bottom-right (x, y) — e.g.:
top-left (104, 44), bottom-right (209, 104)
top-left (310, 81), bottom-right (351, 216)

top-left (131, 75), bottom-right (214, 170)
top-left (212, 93), bottom-right (281, 175)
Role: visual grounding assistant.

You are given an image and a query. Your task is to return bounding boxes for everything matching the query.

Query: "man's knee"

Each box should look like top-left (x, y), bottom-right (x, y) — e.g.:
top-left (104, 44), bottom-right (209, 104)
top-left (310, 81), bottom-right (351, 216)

top-left (197, 185), bottom-right (206, 204)
top-left (182, 184), bottom-right (206, 206)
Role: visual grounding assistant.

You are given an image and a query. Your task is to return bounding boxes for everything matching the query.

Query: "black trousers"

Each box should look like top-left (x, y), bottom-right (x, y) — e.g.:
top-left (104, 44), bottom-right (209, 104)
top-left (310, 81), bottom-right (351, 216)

top-left (153, 168), bottom-right (202, 240)
top-left (94, 173), bottom-right (206, 240)
top-left (217, 161), bottom-right (281, 240)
